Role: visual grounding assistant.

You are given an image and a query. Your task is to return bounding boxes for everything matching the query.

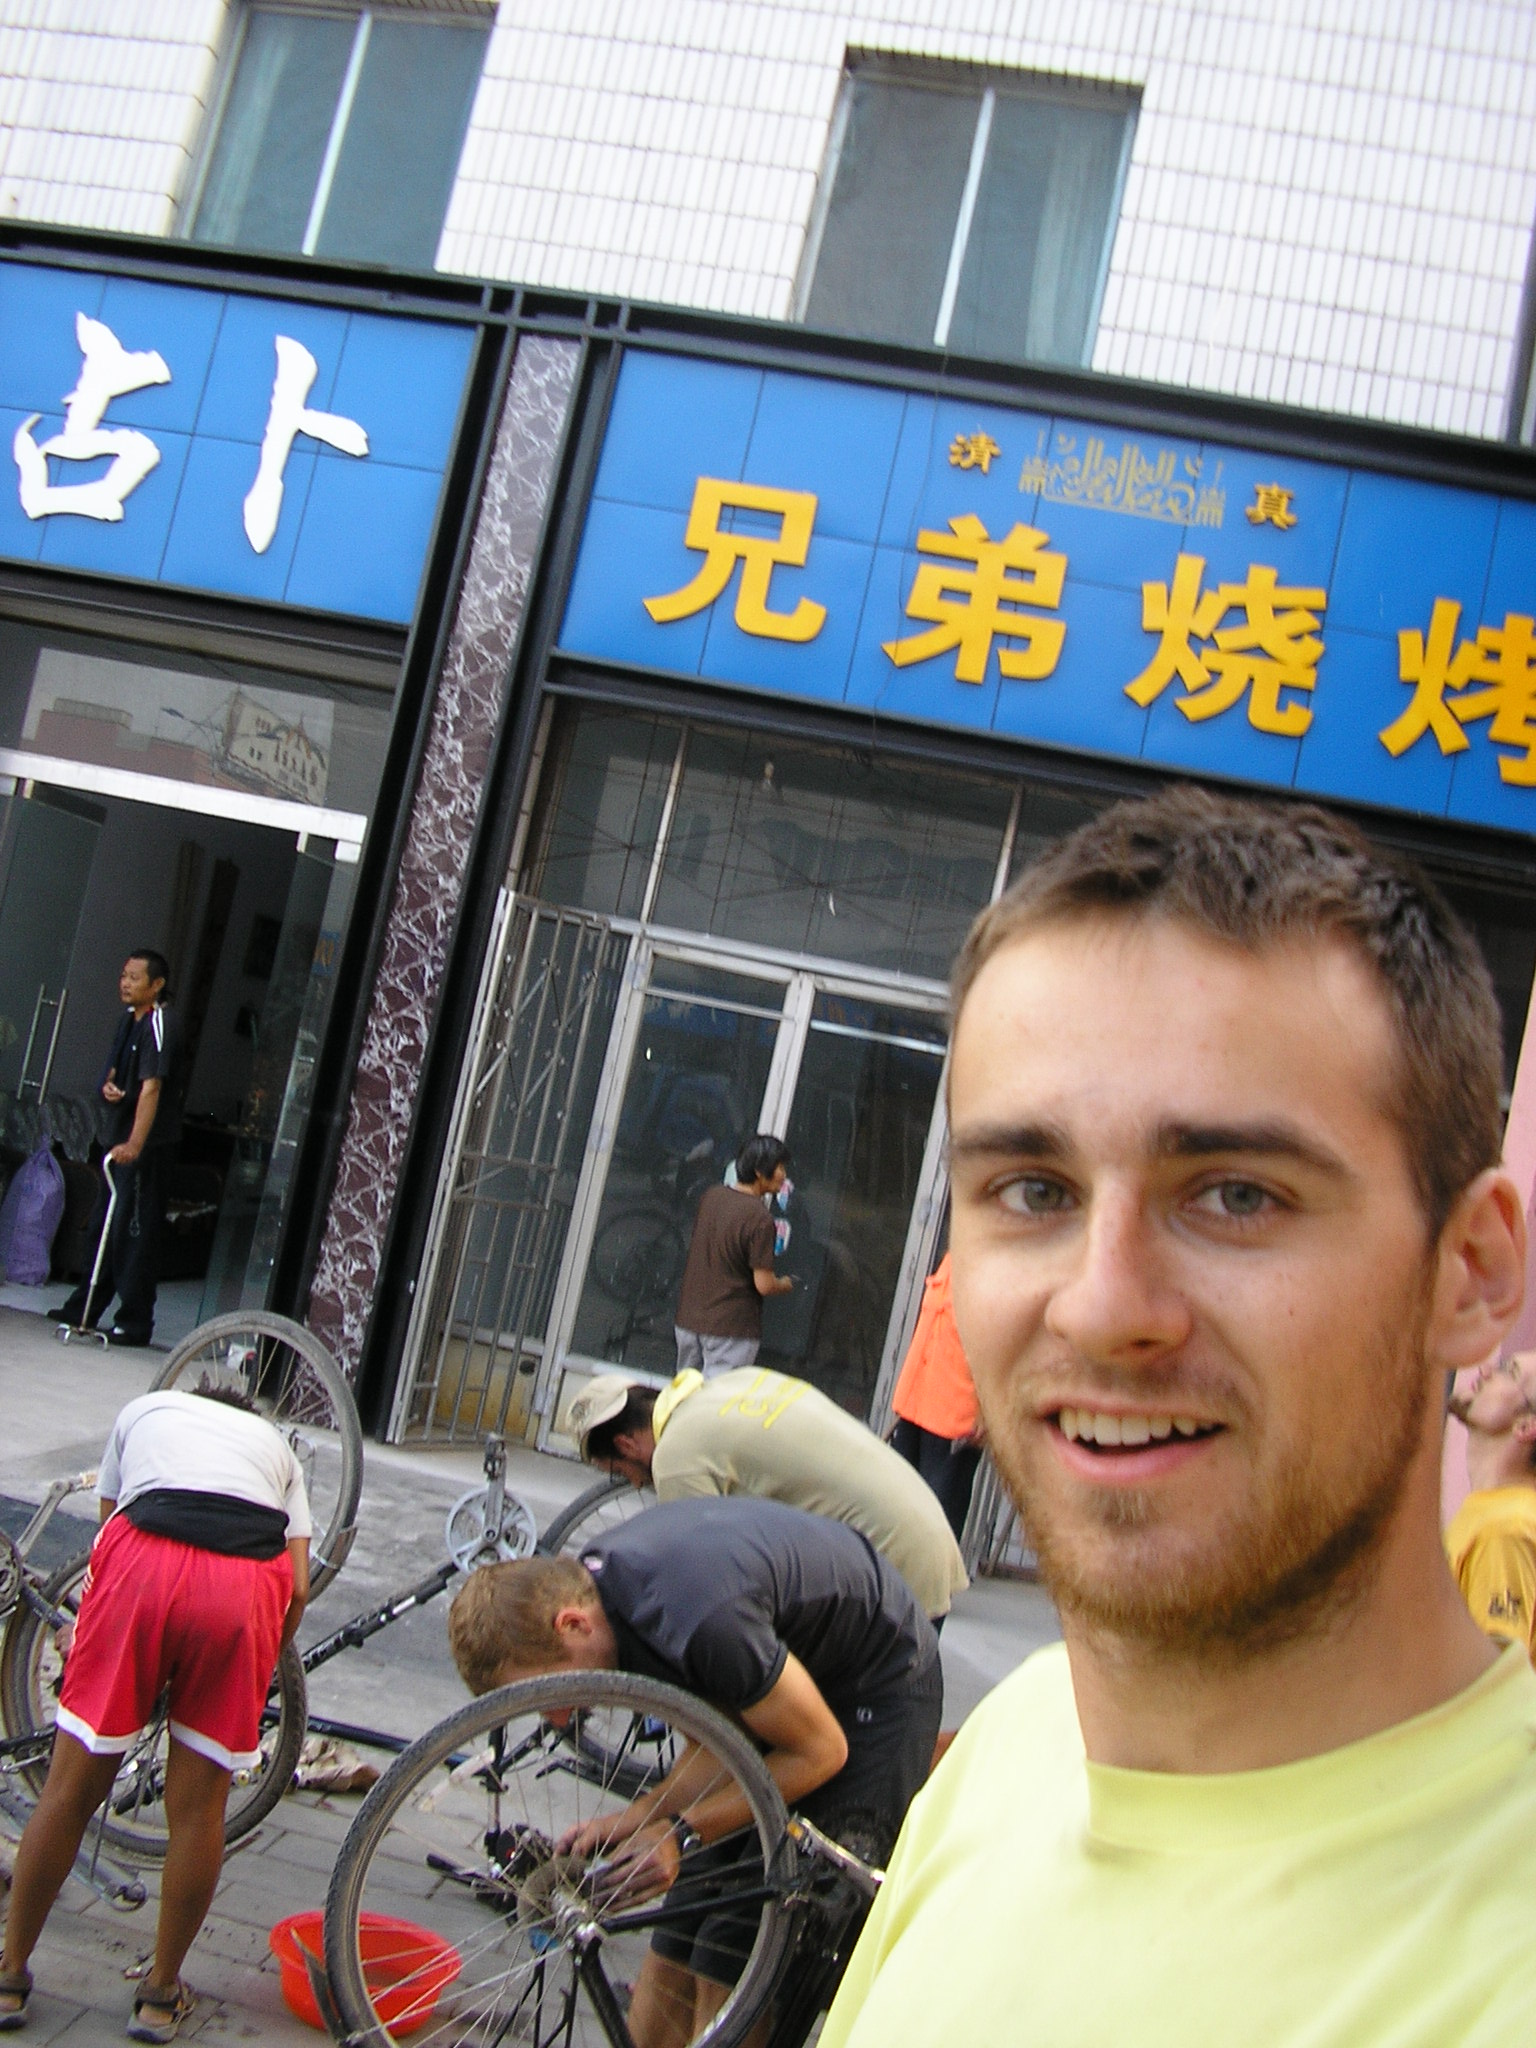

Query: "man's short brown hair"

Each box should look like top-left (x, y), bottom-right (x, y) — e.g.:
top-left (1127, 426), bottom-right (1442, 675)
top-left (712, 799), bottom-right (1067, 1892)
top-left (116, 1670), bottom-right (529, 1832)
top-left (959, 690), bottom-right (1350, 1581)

top-left (952, 785), bottom-right (1504, 1234)
top-left (447, 1555), bottom-right (596, 1695)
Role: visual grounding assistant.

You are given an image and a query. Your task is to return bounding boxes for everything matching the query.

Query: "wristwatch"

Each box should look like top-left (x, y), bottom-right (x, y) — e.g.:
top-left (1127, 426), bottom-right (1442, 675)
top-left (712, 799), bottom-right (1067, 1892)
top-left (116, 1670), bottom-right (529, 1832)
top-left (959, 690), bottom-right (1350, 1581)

top-left (667, 1812), bottom-right (704, 1858)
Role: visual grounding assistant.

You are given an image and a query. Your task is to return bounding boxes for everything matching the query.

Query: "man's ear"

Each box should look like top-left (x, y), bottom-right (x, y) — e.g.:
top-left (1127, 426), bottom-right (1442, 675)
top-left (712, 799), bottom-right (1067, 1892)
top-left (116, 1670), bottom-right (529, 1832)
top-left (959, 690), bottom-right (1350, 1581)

top-left (552, 1602), bottom-right (596, 1643)
top-left (611, 1431), bottom-right (643, 1462)
top-left (1427, 1169), bottom-right (1527, 1374)
top-left (1513, 1415), bottom-right (1536, 1445)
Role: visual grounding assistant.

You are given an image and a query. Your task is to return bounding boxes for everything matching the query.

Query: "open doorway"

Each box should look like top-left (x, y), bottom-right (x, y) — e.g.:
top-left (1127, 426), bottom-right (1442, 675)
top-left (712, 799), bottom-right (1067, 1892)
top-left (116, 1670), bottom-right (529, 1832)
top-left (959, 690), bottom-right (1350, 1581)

top-left (0, 781), bottom-right (355, 1345)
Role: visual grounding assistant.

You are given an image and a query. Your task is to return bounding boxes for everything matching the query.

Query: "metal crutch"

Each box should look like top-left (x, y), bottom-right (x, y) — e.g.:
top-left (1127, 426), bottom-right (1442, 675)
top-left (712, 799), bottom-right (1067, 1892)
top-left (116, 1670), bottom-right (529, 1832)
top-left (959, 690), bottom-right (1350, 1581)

top-left (55, 1159), bottom-right (116, 1347)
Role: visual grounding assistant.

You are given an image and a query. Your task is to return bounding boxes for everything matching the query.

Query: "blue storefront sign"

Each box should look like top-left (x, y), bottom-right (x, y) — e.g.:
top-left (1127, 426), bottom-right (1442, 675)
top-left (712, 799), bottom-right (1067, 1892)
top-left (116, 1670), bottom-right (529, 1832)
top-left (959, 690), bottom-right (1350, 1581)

top-left (559, 350), bottom-right (1536, 834)
top-left (0, 262), bottom-right (475, 625)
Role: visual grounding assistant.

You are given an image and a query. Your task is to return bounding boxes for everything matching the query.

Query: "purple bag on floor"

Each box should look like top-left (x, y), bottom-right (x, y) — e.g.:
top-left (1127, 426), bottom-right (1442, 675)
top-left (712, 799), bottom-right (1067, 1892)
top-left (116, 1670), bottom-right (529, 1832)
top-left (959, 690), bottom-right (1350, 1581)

top-left (0, 1143), bottom-right (66, 1285)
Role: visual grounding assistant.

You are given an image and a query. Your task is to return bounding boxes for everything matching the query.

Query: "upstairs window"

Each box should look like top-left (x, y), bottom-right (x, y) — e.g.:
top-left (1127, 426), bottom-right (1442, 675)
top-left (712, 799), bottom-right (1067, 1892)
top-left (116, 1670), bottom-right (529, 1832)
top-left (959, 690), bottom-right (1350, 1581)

top-left (189, 4), bottom-right (489, 269)
top-left (800, 58), bottom-right (1135, 369)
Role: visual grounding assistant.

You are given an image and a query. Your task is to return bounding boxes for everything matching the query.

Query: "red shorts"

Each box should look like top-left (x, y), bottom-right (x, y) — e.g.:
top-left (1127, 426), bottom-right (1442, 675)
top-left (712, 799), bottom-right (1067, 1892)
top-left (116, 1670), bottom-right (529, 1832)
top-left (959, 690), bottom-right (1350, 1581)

top-left (56, 1514), bottom-right (292, 1771)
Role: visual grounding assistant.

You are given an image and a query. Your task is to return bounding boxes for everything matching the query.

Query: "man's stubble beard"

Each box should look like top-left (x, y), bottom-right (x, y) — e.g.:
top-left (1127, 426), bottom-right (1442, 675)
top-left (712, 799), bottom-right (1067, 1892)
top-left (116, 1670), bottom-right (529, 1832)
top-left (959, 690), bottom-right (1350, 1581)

top-left (993, 1298), bottom-right (1436, 1662)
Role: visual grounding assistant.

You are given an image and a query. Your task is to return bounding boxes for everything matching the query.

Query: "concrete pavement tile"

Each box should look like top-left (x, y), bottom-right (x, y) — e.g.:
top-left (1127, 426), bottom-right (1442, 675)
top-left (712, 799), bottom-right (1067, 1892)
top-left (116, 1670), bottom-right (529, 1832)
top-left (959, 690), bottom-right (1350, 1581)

top-left (190, 1882), bottom-right (310, 1933)
top-left (23, 2006), bottom-right (123, 2048)
top-left (246, 1823), bottom-right (352, 1875)
top-left (185, 1920), bottom-right (279, 1969)
top-left (6, 1993), bottom-right (91, 2045)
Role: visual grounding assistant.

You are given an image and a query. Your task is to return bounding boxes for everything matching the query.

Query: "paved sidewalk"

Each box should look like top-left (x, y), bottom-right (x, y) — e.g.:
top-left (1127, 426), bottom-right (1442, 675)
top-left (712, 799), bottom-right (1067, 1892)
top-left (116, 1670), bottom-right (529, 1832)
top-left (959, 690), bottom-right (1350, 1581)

top-left (0, 1305), bottom-right (1060, 2043)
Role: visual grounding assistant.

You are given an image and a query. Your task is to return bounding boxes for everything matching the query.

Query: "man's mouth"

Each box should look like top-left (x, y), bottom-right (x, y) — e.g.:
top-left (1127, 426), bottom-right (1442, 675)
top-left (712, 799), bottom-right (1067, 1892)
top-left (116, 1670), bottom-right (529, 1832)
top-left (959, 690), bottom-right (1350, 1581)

top-left (1053, 1407), bottom-right (1223, 1451)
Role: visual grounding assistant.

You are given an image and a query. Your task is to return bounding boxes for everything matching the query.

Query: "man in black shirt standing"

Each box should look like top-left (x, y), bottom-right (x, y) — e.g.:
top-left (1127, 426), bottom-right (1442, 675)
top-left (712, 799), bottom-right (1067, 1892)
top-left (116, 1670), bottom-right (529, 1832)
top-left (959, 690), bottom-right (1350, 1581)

top-left (56, 948), bottom-right (184, 1347)
top-left (449, 1497), bottom-right (942, 2048)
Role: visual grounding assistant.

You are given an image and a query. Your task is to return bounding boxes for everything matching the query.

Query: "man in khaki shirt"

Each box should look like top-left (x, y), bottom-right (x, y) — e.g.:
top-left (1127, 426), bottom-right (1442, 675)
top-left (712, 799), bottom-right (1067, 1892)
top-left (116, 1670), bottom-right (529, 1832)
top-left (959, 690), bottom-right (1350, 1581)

top-left (567, 1365), bottom-right (968, 1620)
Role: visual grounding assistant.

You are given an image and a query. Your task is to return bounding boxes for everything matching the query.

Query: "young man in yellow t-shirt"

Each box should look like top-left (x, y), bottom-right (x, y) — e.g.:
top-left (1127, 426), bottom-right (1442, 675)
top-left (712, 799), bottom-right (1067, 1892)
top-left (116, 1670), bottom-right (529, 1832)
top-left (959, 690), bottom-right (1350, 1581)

top-left (823, 788), bottom-right (1536, 2048)
top-left (1445, 1352), bottom-right (1536, 1655)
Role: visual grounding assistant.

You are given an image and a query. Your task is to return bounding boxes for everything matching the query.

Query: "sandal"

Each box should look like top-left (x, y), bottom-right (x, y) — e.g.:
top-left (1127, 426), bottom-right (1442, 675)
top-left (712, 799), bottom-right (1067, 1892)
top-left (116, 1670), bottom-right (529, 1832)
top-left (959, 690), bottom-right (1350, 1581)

top-left (126, 1980), bottom-right (194, 2043)
top-left (0, 1968), bottom-right (30, 2032)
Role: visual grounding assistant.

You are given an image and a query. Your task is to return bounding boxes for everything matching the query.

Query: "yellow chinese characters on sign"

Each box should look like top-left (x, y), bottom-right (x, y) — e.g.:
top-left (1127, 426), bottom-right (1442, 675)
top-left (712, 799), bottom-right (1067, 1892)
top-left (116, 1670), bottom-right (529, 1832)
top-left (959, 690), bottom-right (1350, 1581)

top-left (644, 477), bottom-right (826, 643)
top-left (1381, 597), bottom-right (1536, 785)
top-left (882, 515), bottom-right (1067, 685)
top-left (1127, 553), bottom-right (1326, 737)
top-left (1247, 483), bottom-right (1297, 530)
top-left (949, 432), bottom-right (1001, 474)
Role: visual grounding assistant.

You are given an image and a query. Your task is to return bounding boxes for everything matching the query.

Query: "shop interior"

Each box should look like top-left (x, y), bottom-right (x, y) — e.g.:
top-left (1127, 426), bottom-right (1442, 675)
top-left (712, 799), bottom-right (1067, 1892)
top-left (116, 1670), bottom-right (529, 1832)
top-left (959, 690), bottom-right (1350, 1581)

top-left (0, 621), bottom-right (388, 1343)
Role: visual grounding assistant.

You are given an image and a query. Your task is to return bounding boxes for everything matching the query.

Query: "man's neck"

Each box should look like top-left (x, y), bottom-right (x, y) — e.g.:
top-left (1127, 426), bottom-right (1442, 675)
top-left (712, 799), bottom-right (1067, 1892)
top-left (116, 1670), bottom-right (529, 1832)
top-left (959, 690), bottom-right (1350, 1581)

top-left (1063, 1463), bottom-right (1498, 1774)
top-left (1464, 1429), bottom-right (1536, 1493)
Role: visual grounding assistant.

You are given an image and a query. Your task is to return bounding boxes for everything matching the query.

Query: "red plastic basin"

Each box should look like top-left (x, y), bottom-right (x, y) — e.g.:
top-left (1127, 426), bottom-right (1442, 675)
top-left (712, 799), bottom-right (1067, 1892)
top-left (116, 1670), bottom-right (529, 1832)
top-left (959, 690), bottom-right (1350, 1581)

top-left (270, 1911), bottom-right (461, 2036)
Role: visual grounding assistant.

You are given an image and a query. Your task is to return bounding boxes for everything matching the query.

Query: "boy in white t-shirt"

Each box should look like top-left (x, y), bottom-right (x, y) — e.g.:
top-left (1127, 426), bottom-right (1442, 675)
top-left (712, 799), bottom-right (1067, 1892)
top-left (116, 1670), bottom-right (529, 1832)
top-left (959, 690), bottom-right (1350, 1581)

top-left (0, 1388), bottom-right (311, 2042)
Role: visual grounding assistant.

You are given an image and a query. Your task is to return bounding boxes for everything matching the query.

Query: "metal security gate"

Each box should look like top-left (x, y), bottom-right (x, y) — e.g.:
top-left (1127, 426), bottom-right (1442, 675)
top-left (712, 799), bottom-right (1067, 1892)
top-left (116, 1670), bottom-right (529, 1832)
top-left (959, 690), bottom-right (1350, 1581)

top-left (393, 898), bottom-right (628, 1442)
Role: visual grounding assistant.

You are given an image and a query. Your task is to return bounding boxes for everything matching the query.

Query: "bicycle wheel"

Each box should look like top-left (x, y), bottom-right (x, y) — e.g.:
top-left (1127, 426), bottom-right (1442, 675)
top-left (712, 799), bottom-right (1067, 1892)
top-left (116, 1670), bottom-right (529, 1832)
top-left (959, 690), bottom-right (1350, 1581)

top-left (0, 1554), bottom-right (307, 1857)
top-left (324, 1670), bottom-right (794, 2048)
top-left (540, 1475), bottom-right (656, 1556)
top-left (152, 1311), bottom-right (362, 1595)
top-left (590, 1206), bottom-right (686, 1315)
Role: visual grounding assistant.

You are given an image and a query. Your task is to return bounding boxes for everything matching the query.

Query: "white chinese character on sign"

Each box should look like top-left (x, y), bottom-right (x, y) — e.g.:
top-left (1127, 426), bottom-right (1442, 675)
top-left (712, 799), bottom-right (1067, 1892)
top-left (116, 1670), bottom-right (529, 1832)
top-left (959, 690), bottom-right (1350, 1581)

top-left (13, 312), bottom-right (171, 522)
top-left (243, 336), bottom-right (368, 554)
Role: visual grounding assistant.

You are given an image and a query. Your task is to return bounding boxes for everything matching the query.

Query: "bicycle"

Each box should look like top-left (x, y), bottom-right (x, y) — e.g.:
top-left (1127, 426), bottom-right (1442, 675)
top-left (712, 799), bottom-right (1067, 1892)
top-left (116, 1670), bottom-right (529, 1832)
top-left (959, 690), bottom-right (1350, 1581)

top-left (321, 1669), bottom-right (881, 2048)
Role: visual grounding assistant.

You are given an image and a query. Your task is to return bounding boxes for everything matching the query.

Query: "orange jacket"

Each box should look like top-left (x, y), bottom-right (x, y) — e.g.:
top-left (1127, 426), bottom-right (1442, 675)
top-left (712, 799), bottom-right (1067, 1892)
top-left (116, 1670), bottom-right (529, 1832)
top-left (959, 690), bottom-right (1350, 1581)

top-left (891, 1254), bottom-right (980, 1440)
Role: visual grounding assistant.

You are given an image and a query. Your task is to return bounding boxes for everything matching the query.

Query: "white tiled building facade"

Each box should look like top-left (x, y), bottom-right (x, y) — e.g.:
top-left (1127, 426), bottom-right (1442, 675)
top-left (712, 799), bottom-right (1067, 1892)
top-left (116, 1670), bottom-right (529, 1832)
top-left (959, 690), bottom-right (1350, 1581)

top-left (2, 0), bottom-right (1536, 437)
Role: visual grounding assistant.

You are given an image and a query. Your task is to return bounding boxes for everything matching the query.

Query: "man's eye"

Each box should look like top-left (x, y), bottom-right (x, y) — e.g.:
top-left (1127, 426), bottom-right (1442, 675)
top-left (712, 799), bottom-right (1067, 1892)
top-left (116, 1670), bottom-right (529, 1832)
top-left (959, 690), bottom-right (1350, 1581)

top-left (997, 1177), bottom-right (1074, 1217)
top-left (1196, 1181), bottom-right (1271, 1219)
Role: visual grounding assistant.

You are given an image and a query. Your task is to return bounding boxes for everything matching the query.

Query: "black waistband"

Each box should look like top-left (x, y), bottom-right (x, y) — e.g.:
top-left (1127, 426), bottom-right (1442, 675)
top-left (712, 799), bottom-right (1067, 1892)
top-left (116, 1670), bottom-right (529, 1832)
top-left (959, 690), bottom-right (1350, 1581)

top-left (124, 1490), bottom-right (288, 1560)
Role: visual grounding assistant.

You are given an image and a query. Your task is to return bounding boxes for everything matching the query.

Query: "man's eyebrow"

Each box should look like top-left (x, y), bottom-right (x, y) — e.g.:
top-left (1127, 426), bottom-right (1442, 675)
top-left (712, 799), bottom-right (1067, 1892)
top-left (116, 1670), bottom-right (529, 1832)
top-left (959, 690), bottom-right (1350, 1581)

top-left (1154, 1122), bottom-right (1351, 1177)
top-left (948, 1121), bottom-right (1072, 1161)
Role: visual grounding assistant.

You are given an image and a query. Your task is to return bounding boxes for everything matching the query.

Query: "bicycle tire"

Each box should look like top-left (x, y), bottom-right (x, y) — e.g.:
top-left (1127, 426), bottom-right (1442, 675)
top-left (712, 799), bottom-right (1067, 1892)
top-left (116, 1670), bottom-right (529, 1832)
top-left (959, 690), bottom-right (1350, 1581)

top-left (539, 1474), bottom-right (657, 1556)
top-left (590, 1205), bottom-right (686, 1314)
top-left (0, 1553), bottom-right (308, 1857)
top-left (324, 1669), bottom-right (794, 2048)
top-left (152, 1311), bottom-right (363, 1595)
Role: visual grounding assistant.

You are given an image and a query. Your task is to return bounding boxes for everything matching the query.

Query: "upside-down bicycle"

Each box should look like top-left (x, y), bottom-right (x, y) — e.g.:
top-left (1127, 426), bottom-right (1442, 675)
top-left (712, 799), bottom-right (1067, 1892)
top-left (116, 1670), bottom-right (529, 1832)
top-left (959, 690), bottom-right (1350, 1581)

top-left (321, 1669), bottom-right (883, 2048)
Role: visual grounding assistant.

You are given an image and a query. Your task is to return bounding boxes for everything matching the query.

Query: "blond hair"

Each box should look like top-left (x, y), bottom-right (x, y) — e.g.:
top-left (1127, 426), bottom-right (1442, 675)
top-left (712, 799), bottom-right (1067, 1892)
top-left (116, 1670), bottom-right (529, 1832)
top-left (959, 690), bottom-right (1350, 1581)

top-left (447, 1554), bottom-right (596, 1695)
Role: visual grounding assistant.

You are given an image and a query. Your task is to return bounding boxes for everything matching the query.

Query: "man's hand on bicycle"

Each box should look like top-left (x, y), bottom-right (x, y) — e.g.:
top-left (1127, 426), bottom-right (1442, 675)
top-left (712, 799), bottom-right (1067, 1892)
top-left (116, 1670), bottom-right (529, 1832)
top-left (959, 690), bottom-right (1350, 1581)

top-left (558, 1808), bottom-right (685, 1904)
top-left (583, 1820), bottom-right (684, 1906)
top-left (556, 1804), bottom-right (642, 1862)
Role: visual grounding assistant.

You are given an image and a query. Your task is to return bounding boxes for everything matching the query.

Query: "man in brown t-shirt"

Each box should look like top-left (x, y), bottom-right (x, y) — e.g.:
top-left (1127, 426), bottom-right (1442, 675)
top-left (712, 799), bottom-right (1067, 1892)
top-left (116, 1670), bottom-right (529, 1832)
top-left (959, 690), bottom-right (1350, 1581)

top-left (674, 1133), bottom-right (794, 1375)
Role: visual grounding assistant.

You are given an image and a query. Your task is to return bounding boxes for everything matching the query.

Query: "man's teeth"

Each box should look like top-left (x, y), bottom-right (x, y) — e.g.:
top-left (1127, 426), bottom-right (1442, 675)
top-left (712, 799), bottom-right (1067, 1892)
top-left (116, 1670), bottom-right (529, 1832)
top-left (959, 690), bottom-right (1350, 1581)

top-left (1058, 1409), bottom-right (1209, 1445)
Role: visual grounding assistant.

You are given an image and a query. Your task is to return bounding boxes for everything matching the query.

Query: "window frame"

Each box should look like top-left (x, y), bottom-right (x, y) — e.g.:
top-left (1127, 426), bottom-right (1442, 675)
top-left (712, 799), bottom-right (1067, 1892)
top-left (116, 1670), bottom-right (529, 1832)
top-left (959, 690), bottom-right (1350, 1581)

top-left (793, 51), bottom-right (1139, 367)
top-left (177, 0), bottom-right (491, 263)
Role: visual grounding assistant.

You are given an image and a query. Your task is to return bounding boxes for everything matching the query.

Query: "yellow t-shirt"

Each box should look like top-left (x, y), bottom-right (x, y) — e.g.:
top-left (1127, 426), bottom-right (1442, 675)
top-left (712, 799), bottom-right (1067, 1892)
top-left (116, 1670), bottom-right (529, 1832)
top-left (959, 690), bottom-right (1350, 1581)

top-left (1445, 1485), bottom-right (1536, 1656)
top-left (649, 1366), bottom-right (967, 1617)
top-left (822, 1640), bottom-right (1536, 2048)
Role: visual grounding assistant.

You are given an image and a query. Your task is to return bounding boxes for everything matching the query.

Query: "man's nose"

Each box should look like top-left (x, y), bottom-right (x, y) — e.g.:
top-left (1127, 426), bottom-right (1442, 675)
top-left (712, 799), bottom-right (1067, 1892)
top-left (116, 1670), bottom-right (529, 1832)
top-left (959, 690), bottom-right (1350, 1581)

top-left (1043, 1185), bottom-right (1191, 1366)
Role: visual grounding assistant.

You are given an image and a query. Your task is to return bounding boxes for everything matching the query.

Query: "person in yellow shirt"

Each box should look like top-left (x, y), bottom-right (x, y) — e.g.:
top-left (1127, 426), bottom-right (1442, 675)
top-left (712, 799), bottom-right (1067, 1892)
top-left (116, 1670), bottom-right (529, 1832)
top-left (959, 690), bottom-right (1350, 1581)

top-left (822, 787), bottom-right (1536, 2048)
top-left (566, 1366), bottom-right (967, 1620)
top-left (1445, 1351), bottom-right (1536, 1654)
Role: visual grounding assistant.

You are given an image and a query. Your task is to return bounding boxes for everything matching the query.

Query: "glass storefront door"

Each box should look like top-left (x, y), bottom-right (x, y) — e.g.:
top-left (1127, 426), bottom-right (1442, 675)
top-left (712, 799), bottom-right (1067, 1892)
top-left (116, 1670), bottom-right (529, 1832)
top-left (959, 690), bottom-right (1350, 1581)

top-left (0, 620), bottom-right (392, 1336)
top-left (0, 791), bottom-right (101, 1105)
top-left (537, 945), bottom-right (948, 1429)
top-left (759, 994), bottom-right (948, 1415)
top-left (566, 957), bottom-right (789, 1373)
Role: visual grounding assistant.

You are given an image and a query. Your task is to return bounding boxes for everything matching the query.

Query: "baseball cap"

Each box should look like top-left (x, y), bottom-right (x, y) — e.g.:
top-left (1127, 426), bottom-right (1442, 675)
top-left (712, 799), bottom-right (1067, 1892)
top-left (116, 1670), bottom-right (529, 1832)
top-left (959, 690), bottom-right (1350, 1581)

top-left (565, 1375), bottom-right (638, 1459)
